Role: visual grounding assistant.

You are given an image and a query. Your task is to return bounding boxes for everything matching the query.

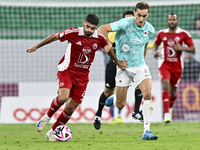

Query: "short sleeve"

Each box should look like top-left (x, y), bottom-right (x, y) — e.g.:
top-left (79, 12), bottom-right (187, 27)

top-left (110, 18), bottom-right (129, 32)
top-left (183, 32), bottom-right (194, 47)
top-left (58, 28), bottom-right (72, 42)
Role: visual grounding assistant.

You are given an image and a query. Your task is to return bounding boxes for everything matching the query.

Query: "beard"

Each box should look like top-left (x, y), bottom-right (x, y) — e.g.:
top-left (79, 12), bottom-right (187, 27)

top-left (168, 24), bottom-right (177, 30)
top-left (84, 30), bottom-right (93, 37)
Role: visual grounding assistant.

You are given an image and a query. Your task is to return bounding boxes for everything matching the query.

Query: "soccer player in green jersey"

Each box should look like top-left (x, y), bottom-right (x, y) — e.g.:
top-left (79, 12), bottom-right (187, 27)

top-left (98, 2), bottom-right (158, 140)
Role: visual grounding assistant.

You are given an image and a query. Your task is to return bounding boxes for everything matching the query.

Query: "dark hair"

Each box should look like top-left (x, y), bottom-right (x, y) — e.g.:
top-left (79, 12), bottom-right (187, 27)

top-left (123, 11), bottom-right (134, 18)
top-left (168, 13), bottom-right (178, 20)
top-left (135, 2), bottom-right (150, 13)
top-left (85, 14), bottom-right (99, 25)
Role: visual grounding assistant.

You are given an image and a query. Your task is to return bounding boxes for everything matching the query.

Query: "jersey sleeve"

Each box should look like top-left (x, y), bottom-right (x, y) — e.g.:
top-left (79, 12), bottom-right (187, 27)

top-left (108, 32), bottom-right (116, 44)
top-left (154, 31), bottom-right (162, 46)
top-left (183, 32), bottom-right (194, 47)
top-left (58, 28), bottom-right (73, 42)
top-left (146, 23), bottom-right (155, 43)
top-left (110, 18), bottom-right (129, 32)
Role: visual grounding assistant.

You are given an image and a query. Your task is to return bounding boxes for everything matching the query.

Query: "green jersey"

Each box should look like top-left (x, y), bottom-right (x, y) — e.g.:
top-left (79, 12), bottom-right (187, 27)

top-left (110, 17), bottom-right (155, 67)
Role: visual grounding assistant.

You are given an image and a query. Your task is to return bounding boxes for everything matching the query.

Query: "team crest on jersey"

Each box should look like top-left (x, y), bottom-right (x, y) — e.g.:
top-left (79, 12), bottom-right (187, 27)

top-left (93, 43), bottom-right (98, 49)
top-left (167, 39), bottom-right (175, 46)
top-left (144, 31), bottom-right (148, 37)
top-left (82, 47), bottom-right (91, 54)
top-left (113, 21), bottom-right (119, 25)
top-left (59, 82), bottom-right (64, 87)
top-left (175, 37), bottom-right (180, 42)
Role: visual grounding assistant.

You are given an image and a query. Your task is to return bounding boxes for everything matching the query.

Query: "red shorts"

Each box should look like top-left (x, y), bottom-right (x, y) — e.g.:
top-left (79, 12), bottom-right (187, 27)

top-left (159, 66), bottom-right (182, 88)
top-left (57, 71), bottom-right (89, 104)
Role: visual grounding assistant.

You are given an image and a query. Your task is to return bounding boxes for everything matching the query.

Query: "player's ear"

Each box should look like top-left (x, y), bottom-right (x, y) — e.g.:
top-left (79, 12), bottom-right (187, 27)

top-left (83, 20), bottom-right (85, 25)
top-left (133, 11), bottom-right (136, 16)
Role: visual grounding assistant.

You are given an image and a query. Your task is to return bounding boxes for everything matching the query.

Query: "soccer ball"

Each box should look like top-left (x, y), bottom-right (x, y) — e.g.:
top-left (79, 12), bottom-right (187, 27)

top-left (53, 125), bottom-right (72, 142)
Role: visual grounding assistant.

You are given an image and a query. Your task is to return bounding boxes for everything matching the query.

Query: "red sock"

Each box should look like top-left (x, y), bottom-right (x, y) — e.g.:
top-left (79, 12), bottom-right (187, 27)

top-left (52, 110), bottom-right (72, 131)
top-left (170, 94), bottom-right (177, 108)
top-left (47, 97), bottom-right (64, 117)
top-left (162, 90), bottom-right (170, 113)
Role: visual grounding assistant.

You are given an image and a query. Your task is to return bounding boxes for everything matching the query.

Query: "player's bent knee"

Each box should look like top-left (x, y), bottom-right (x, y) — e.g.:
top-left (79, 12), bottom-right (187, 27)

top-left (143, 91), bottom-right (151, 100)
top-left (64, 108), bottom-right (75, 115)
top-left (116, 102), bottom-right (125, 109)
top-left (58, 95), bottom-right (69, 103)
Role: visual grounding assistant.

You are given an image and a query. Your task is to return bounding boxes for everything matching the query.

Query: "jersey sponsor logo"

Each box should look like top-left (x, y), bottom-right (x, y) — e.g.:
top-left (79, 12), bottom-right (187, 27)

top-left (113, 21), bottom-right (119, 25)
top-left (75, 54), bottom-right (90, 69)
top-left (163, 36), bottom-right (167, 41)
top-left (76, 41), bottom-right (82, 45)
top-left (131, 39), bottom-right (142, 45)
top-left (167, 47), bottom-right (176, 57)
top-left (77, 54), bottom-right (90, 64)
top-left (122, 44), bottom-right (130, 52)
top-left (144, 31), bottom-right (148, 37)
top-left (93, 43), bottom-right (98, 49)
top-left (167, 39), bottom-right (175, 47)
top-left (82, 47), bottom-right (91, 54)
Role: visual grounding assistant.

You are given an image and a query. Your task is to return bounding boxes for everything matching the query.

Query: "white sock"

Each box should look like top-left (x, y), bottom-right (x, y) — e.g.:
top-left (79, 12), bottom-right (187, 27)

top-left (113, 94), bottom-right (116, 106)
top-left (143, 100), bottom-right (153, 133)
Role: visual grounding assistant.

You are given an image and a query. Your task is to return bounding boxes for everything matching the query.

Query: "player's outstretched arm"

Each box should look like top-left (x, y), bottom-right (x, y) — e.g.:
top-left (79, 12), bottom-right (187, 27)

top-left (26, 33), bottom-right (59, 53)
top-left (98, 24), bottom-right (112, 45)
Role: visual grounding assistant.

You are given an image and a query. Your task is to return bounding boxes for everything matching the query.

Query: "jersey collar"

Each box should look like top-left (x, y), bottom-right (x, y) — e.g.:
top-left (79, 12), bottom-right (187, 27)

top-left (165, 27), bottom-right (181, 33)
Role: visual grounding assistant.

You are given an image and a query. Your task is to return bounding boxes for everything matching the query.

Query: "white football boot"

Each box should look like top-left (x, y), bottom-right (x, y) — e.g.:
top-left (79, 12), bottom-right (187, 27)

top-left (36, 115), bottom-right (51, 132)
top-left (46, 129), bottom-right (56, 141)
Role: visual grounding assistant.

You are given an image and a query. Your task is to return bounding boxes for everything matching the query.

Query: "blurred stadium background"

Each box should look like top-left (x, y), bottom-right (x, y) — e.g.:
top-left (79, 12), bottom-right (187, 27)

top-left (0, 0), bottom-right (200, 123)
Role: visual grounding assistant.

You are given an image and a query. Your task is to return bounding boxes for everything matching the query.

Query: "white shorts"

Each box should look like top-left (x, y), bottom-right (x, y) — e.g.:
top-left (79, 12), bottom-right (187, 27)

top-left (115, 65), bottom-right (152, 87)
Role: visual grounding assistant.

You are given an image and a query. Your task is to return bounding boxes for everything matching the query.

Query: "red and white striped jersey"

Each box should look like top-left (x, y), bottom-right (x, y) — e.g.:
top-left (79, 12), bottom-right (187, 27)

top-left (57, 27), bottom-right (107, 77)
top-left (154, 27), bottom-right (194, 72)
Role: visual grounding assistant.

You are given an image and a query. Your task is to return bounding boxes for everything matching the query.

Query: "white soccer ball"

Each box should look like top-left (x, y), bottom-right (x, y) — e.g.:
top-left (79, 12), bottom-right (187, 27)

top-left (53, 125), bottom-right (72, 142)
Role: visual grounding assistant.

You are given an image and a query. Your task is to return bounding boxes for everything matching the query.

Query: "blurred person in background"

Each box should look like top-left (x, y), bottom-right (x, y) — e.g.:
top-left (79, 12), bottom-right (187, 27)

top-left (153, 13), bottom-right (195, 124)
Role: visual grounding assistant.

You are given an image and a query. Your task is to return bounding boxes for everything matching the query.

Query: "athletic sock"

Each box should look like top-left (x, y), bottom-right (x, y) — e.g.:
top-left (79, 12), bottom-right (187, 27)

top-left (47, 97), bottom-right (64, 118)
top-left (134, 88), bottom-right (143, 112)
top-left (110, 104), bottom-right (115, 118)
top-left (96, 92), bottom-right (108, 117)
top-left (170, 94), bottom-right (177, 108)
top-left (143, 100), bottom-right (153, 133)
top-left (52, 110), bottom-right (72, 131)
top-left (162, 90), bottom-right (170, 114)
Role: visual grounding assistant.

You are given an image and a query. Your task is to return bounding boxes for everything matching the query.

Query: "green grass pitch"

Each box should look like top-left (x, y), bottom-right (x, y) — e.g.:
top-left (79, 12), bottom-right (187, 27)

top-left (0, 122), bottom-right (200, 150)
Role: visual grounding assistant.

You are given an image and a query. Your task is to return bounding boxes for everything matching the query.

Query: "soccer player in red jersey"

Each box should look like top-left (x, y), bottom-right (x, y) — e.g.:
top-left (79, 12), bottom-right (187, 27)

top-left (153, 13), bottom-right (195, 123)
top-left (26, 14), bottom-right (126, 141)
